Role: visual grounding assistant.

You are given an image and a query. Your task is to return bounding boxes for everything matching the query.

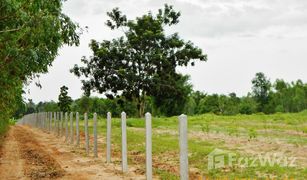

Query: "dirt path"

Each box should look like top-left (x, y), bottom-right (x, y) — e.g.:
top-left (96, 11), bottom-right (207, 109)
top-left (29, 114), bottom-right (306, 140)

top-left (0, 127), bottom-right (25, 179)
top-left (0, 126), bottom-right (146, 180)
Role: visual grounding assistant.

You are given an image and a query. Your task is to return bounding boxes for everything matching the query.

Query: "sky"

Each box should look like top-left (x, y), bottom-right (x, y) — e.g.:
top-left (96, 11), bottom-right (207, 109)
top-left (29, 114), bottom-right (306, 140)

top-left (25, 0), bottom-right (307, 103)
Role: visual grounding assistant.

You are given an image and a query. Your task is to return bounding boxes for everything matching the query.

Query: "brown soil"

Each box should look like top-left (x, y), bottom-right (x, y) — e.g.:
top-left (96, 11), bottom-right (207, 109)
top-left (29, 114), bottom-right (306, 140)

top-left (0, 126), bottom-right (148, 180)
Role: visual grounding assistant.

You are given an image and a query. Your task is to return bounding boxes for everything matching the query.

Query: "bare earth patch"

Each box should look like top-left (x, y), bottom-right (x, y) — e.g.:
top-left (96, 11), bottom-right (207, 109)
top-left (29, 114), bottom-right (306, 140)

top-left (13, 126), bottom-right (65, 179)
top-left (25, 125), bottom-right (149, 180)
top-left (0, 125), bottom-right (151, 180)
top-left (0, 127), bottom-right (25, 179)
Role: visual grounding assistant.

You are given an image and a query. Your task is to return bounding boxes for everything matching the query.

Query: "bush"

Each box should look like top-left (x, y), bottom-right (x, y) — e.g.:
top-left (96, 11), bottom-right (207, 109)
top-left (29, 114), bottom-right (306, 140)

top-left (0, 119), bottom-right (9, 138)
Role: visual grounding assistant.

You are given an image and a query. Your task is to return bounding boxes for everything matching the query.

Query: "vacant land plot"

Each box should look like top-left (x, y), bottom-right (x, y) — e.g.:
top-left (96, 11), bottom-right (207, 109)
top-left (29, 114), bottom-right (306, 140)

top-left (76, 111), bottom-right (307, 179)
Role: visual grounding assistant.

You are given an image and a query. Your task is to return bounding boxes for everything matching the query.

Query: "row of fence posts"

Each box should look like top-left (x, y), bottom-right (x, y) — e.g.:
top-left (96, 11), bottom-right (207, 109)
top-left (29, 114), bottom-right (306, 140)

top-left (18, 112), bottom-right (189, 180)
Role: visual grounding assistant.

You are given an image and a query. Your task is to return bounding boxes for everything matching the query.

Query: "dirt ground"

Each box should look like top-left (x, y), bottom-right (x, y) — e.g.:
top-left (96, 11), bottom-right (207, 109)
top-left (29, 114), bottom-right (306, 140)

top-left (0, 125), bottom-right (147, 180)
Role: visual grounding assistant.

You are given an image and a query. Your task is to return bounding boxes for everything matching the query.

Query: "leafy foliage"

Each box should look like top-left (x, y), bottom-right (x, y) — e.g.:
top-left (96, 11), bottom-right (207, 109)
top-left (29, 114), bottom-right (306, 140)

top-left (252, 72), bottom-right (271, 111)
top-left (58, 86), bottom-right (73, 112)
top-left (0, 0), bottom-right (80, 125)
top-left (71, 4), bottom-right (207, 116)
top-left (184, 72), bottom-right (306, 116)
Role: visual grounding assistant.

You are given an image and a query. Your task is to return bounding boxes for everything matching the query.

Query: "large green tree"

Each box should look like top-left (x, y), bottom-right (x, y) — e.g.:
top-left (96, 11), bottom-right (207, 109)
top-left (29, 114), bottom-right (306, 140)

top-left (72, 5), bottom-right (207, 116)
top-left (251, 72), bottom-right (271, 112)
top-left (0, 0), bottom-right (80, 122)
top-left (58, 86), bottom-right (73, 112)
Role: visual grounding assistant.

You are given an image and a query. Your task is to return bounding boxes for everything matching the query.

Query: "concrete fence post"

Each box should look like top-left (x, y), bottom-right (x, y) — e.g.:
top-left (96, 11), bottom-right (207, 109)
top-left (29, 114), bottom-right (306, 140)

top-left (106, 112), bottom-right (112, 163)
top-left (49, 112), bottom-right (52, 133)
top-left (57, 112), bottom-right (59, 135)
top-left (145, 112), bottom-right (152, 180)
top-left (42, 113), bottom-right (45, 129)
top-left (58, 112), bottom-right (60, 135)
top-left (35, 113), bottom-right (38, 128)
top-left (48, 112), bottom-right (52, 132)
top-left (70, 112), bottom-right (74, 144)
top-left (84, 113), bottom-right (89, 155)
top-left (42, 112), bottom-right (44, 129)
top-left (46, 112), bottom-right (48, 130)
top-left (57, 112), bottom-right (59, 134)
top-left (37, 113), bottom-right (39, 128)
top-left (65, 112), bottom-right (68, 142)
top-left (51, 112), bottom-right (53, 132)
top-left (93, 113), bottom-right (98, 158)
top-left (60, 112), bottom-right (63, 137)
top-left (38, 113), bottom-right (41, 129)
top-left (54, 112), bottom-right (57, 134)
top-left (179, 114), bottom-right (188, 180)
top-left (121, 112), bottom-right (128, 172)
top-left (44, 112), bottom-right (46, 130)
top-left (43, 112), bottom-right (45, 129)
top-left (76, 112), bottom-right (80, 146)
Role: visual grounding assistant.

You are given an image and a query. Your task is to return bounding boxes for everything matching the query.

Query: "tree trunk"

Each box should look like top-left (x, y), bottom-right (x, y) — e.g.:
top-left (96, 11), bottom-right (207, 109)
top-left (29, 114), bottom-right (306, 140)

top-left (137, 92), bottom-right (146, 118)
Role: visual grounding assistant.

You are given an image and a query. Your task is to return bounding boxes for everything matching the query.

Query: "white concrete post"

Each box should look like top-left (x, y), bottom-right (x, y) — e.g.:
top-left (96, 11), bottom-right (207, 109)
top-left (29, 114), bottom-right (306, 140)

top-left (76, 112), bottom-right (80, 146)
top-left (42, 112), bottom-right (44, 129)
top-left (179, 114), bottom-right (188, 180)
top-left (45, 112), bottom-right (48, 130)
top-left (65, 112), bottom-right (68, 142)
top-left (54, 112), bottom-right (57, 134)
top-left (58, 112), bottom-right (61, 136)
top-left (49, 112), bottom-right (51, 132)
top-left (57, 112), bottom-right (60, 136)
top-left (46, 112), bottom-right (48, 130)
top-left (53, 113), bottom-right (55, 132)
top-left (44, 112), bottom-right (46, 129)
top-left (106, 112), bottom-right (112, 163)
top-left (145, 112), bottom-right (152, 180)
top-left (58, 112), bottom-right (60, 136)
top-left (35, 113), bottom-right (38, 128)
top-left (84, 113), bottom-right (89, 155)
top-left (121, 112), bottom-right (128, 172)
top-left (51, 112), bottom-right (53, 132)
top-left (46, 112), bottom-right (49, 130)
top-left (60, 112), bottom-right (63, 137)
top-left (43, 112), bottom-right (45, 129)
top-left (43, 113), bottom-right (45, 129)
top-left (93, 113), bottom-right (98, 158)
top-left (55, 112), bottom-right (57, 134)
top-left (70, 112), bottom-right (74, 144)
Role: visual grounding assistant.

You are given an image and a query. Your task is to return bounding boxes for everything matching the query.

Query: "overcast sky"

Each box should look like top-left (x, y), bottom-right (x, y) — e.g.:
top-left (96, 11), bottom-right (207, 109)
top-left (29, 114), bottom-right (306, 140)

top-left (25, 0), bottom-right (307, 103)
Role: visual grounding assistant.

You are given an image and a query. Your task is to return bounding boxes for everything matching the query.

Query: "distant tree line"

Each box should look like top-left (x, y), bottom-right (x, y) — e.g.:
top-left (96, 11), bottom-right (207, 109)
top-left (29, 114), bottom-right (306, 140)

top-left (15, 72), bottom-right (307, 118)
top-left (186, 73), bottom-right (307, 115)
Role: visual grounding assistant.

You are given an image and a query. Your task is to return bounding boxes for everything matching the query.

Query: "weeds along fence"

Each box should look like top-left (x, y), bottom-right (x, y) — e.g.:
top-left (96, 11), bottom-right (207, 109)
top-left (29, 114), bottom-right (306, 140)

top-left (17, 112), bottom-right (189, 180)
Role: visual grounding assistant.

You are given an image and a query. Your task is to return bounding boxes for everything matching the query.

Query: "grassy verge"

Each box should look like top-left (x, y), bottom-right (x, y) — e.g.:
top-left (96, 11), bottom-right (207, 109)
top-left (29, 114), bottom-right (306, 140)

top-left (67, 112), bottom-right (307, 179)
top-left (0, 119), bottom-right (10, 156)
top-left (0, 118), bottom-right (15, 151)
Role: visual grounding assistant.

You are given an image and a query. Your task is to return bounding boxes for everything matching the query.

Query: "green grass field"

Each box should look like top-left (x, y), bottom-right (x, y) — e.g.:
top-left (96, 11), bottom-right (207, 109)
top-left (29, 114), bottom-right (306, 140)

top-left (69, 111), bottom-right (307, 179)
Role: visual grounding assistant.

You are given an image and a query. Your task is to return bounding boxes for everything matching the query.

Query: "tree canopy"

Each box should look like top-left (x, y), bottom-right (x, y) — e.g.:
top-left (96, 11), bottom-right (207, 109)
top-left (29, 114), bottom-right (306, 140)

top-left (71, 4), bottom-right (207, 116)
top-left (58, 86), bottom-right (73, 112)
top-left (252, 72), bottom-right (271, 111)
top-left (0, 0), bottom-right (80, 122)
